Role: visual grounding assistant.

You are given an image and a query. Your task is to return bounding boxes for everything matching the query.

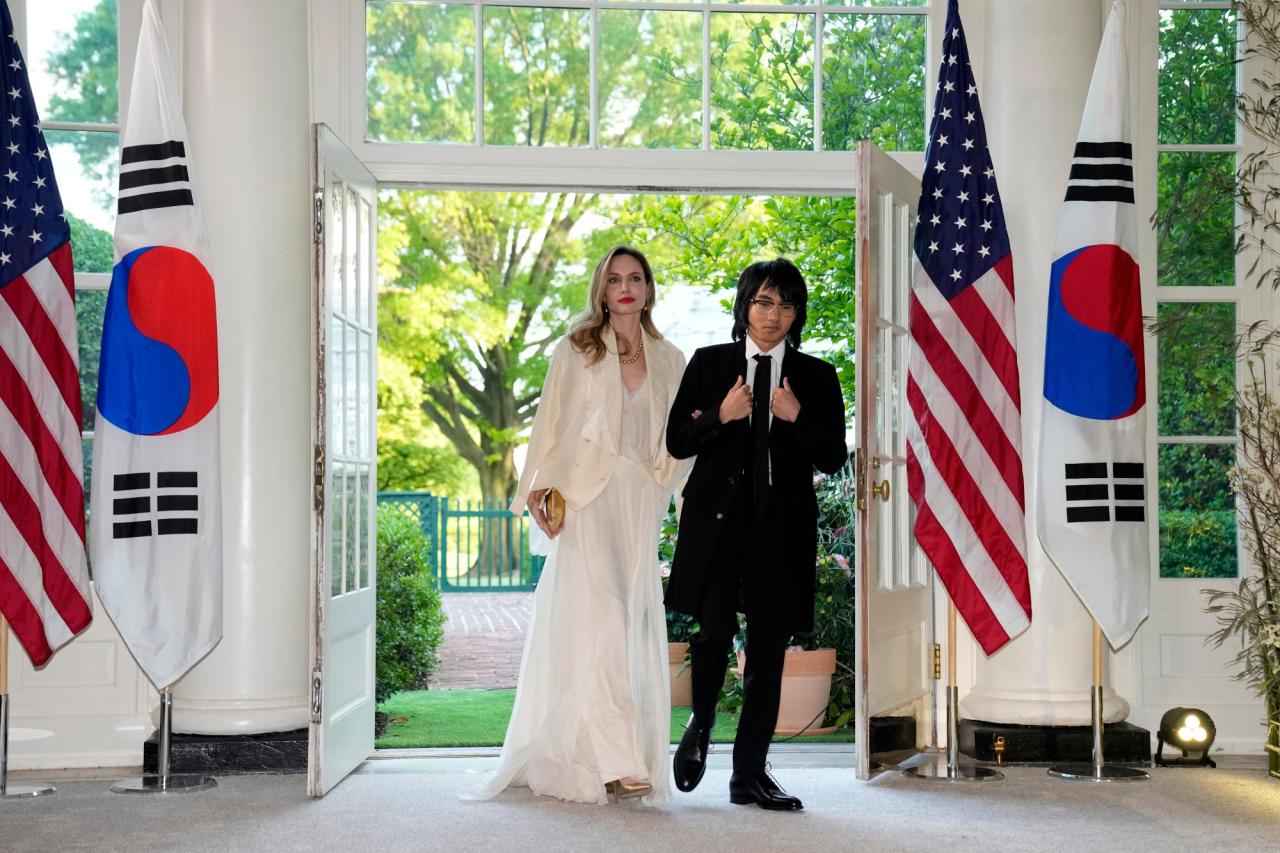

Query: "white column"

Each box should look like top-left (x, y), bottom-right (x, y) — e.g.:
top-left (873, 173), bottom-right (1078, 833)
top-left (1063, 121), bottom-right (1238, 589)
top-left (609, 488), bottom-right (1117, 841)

top-left (958, 0), bottom-right (1129, 726)
top-left (170, 0), bottom-right (312, 734)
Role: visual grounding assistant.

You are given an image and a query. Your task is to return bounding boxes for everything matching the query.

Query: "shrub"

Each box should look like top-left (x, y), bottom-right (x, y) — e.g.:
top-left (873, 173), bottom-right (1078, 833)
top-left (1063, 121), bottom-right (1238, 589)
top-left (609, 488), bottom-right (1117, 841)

top-left (1159, 509), bottom-right (1238, 579)
top-left (793, 468), bottom-right (857, 728)
top-left (376, 505), bottom-right (447, 703)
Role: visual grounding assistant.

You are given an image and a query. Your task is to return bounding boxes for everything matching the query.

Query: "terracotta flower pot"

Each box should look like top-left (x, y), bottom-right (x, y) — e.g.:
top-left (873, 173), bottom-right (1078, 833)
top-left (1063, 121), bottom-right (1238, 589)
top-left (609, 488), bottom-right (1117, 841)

top-left (669, 641), bottom-right (692, 708)
top-left (736, 648), bottom-right (837, 736)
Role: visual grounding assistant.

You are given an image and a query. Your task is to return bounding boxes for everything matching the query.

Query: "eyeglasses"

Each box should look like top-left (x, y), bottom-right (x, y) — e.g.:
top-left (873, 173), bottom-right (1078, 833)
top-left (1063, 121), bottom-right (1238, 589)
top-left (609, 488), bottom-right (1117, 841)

top-left (748, 298), bottom-right (798, 317)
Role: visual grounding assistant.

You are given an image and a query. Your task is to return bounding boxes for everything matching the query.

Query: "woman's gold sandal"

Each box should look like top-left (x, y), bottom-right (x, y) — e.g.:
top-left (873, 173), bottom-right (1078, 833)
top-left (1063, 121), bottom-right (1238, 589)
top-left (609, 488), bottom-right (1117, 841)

top-left (606, 777), bottom-right (653, 800)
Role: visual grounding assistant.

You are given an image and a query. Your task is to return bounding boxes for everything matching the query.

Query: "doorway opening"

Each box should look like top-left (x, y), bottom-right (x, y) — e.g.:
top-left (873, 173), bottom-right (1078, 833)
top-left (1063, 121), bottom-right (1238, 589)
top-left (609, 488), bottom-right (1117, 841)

top-left (370, 187), bottom-right (860, 752)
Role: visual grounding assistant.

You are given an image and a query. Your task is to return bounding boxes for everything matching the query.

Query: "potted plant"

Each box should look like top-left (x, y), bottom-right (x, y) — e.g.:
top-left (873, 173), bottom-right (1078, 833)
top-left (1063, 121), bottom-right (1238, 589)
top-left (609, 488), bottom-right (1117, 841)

top-left (1197, 0), bottom-right (1280, 776)
top-left (1204, 357), bottom-right (1280, 777)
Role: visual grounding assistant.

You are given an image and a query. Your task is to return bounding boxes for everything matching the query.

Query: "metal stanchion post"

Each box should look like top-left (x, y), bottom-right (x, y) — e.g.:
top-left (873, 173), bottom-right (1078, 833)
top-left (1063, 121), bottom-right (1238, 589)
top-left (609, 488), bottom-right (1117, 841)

top-left (1048, 622), bottom-right (1148, 782)
top-left (0, 616), bottom-right (55, 798)
top-left (111, 687), bottom-right (217, 794)
top-left (905, 601), bottom-right (1003, 781)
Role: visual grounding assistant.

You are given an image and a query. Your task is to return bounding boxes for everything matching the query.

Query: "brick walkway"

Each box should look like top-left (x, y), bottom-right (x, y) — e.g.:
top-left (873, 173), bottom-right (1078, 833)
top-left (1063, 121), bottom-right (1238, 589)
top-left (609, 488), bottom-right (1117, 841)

top-left (429, 592), bottom-right (532, 690)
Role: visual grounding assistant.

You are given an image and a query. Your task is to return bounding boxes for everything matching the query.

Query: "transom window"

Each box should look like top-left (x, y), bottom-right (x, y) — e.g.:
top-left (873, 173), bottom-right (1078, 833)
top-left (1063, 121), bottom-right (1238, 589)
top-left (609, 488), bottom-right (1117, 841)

top-left (365, 0), bottom-right (928, 152)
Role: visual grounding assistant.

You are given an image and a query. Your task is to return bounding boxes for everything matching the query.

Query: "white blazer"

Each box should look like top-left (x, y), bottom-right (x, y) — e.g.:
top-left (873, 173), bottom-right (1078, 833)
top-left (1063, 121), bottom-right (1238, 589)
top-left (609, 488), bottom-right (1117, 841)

top-left (510, 326), bottom-right (690, 515)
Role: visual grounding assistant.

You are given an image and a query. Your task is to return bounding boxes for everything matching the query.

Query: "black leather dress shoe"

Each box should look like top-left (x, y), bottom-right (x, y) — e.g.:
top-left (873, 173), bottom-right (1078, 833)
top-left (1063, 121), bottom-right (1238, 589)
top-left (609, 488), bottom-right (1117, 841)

top-left (729, 770), bottom-right (803, 811)
top-left (673, 714), bottom-right (713, 792)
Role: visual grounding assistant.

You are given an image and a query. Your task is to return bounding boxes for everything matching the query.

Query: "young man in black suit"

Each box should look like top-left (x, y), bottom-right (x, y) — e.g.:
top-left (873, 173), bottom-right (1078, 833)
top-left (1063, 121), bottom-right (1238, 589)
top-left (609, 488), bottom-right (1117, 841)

top-left (665, 258), bottom-right (848, 811)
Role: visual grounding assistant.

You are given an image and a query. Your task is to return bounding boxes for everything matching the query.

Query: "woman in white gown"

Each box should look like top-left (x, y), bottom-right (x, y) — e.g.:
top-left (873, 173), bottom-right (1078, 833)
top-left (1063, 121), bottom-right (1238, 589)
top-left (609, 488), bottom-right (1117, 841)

top-left (474, 246), bottom-right (690, 806)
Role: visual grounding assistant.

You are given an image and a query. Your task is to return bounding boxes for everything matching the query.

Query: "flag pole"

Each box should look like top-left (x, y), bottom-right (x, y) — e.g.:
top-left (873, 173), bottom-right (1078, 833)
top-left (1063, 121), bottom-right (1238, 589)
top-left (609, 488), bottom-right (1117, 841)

top-left (1048, 619), bottom-right (1148, 781)
top-left (0, 615), bottom-right (56, 798)
top-left (905, 598), bottom-right (1002, 781)
top-left (110, 684), bottom-right (216, 795)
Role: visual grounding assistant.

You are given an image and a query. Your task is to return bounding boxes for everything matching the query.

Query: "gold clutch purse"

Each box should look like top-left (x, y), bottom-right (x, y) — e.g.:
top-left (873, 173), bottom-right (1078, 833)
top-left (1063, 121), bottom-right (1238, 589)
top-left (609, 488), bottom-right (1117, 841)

top-left (540, 488), bottom-right (566, 530)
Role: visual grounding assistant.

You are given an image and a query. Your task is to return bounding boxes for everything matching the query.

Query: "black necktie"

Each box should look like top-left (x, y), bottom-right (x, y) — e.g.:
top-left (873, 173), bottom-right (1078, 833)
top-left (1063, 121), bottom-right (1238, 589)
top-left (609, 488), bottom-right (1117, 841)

top-left (752, 354), bottom-right (772, 521)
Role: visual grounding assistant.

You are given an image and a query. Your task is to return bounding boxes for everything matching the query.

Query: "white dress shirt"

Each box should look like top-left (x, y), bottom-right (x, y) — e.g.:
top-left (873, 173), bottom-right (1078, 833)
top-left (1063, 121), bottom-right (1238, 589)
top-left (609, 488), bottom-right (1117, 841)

top-left (745, 336), bottom-right (787, 429)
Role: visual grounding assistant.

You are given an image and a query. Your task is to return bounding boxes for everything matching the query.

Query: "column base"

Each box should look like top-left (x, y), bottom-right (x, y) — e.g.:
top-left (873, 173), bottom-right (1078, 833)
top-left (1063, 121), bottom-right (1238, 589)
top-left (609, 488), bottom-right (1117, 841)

top-left (169, 696), bottom-right (309, 736)
top-left (960, 689), bottom-right (1129, 726)
top-left (142, 729), bottom-right (307, 775)
top-left (958, 719), bottom-right (1151, 765)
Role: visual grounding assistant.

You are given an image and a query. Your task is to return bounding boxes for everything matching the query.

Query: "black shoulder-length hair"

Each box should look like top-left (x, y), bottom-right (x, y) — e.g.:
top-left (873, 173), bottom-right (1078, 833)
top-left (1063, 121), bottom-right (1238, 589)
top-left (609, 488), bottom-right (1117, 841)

top-left (730, 258), bottom-right (808, 349)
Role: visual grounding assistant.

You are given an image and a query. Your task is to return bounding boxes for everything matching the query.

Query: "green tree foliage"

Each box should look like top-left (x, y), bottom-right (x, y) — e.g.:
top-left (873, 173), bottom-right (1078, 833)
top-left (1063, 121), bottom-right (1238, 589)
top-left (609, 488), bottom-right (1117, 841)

top-left (1156, 9), bottom-right (1237, 287)
top-left (43, 0), bottom-right (119, 197)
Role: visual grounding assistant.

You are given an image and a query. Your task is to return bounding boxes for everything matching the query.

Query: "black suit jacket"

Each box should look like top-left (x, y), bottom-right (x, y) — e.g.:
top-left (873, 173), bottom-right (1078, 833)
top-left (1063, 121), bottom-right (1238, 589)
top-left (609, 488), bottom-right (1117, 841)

top-left (664, 339), bottom-right (848, 633)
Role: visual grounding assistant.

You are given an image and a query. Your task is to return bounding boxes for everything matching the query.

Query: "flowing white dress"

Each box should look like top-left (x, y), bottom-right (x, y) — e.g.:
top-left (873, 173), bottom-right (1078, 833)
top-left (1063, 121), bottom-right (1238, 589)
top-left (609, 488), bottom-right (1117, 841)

top-left (475, 378), bottom-right (673, 806)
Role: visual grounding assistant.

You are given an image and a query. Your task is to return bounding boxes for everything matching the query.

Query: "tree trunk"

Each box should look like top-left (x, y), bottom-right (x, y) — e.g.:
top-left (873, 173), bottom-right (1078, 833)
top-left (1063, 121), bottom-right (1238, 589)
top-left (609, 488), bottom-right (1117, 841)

top-left (469, 447), bottom-right (520, 585)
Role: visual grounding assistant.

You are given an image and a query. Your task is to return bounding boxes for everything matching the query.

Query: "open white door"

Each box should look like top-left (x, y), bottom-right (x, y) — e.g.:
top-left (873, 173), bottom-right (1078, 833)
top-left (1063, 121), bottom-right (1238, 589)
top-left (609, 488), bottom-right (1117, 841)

top-left (308, 124), bottom-right (378, 797)
top-left (853, 141), bottom-right (932, 780)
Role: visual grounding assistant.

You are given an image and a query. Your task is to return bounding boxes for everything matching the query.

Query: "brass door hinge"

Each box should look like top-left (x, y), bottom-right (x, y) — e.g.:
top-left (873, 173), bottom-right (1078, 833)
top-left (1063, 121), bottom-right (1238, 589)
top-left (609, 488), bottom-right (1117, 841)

top-left (310, 668), bottom-right (323, 724)
top-left (932, 643), bottom-right (942, 680)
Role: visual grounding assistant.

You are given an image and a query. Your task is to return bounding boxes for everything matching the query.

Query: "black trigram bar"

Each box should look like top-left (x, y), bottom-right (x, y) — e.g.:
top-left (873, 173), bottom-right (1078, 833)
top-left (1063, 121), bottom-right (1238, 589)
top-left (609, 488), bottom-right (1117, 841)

top-left (1074, 141), bottom-right (1133, 159)
top-left (113, 521), bottom-right (153, 539)
top-left (1066, 483), bottom-right (1108, 501)
top-left (1114, 483), bottom-right (1145, 500)
top-left (157, 495), bottom-right (198, 512)
top-left (158, 518), bottom-right (198, 535)
top-left (1069, 163), bottom-right (1134, 182)
top-left (121, 140), bottom-right (186, 165)
top-left (1065, 462), bottom-right (1108, 479)
top-left (1113, 462), bottom-right (1144, 478)
top-left (113, 497), bottom-right (150, 515)
top-left (1064, 185), bottom-right (1135, 204)
top-left (118, 188), bottom-right (194, 215)
top-left (119, 165), bottom-right (190, 191)
top-left (1115, 506), bottom-right (1145, 522)
top-left (1068, 506), bottom-right (1110, 523)
top-left (158, 471), bottom-right (198, 488)
top-left (114, 472), bottom-right (150, 491)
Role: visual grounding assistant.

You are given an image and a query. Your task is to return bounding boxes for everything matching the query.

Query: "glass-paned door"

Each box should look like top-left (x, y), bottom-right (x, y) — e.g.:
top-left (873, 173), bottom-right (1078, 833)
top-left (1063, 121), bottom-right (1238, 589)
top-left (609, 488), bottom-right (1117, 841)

top-left (308, 124), bottom-right (378, 798)
top-left (853, 140), bottom-right (932, 781)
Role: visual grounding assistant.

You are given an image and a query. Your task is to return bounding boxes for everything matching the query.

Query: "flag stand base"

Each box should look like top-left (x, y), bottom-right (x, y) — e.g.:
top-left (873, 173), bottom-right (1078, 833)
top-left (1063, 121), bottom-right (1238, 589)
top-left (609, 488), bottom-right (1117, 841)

top-left (904, 758), bottom-right (1003, 782)
top-left (905, 684), bottom-right (1004, 782)
top-left (1048, 661), bottom-right (1150, 783)
top-left (1, 677), bottom-right (58, 799)
top-left (1047, 764), bottom-right (1148, 782)
top-left (111, 688), bottom-right (217, 795)
top-left (110, 774), bottom-right (217, 794)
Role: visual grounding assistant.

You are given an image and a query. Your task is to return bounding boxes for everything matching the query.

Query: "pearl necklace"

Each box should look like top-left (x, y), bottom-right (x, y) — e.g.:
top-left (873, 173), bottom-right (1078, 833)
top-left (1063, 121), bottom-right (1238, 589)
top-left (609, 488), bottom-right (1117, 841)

top-left (618, 335), bottom-right (644, 365)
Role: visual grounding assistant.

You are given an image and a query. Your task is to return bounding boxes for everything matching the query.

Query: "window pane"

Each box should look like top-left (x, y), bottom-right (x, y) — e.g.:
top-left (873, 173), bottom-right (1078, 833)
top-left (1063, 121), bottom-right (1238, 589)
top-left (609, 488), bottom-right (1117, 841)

top-left (1159, 443), bottom-right (1237, 578)
top-left (330, 463), bottom-right (345, 596)
top-left (367, 2), bottom-right (475, 144)
top-left (1157, 302), bottom-right (1235, 437)
top-left (598, 10), bottom-right (702, 150)
top-left (484, 7), bottom-right (589, 147)
top-left (822, 13), bottom-right (926, 152)
top-left (1157, 152), bottom-right (1234, 286)
top-left (27, 0), bottom-right (119, 124)
top-left (77, 289), bottom-right (107, 433)
top-left (711, 13), bottom-right (814, 150)
top-left (81, 436), bottom-right (92, 520)
top-left (829, 0), bottom-right (927, 5)
top-left (44, 129), bottom-right (117, 270)
top-left (1158, 8), bottom-right (1236, 145)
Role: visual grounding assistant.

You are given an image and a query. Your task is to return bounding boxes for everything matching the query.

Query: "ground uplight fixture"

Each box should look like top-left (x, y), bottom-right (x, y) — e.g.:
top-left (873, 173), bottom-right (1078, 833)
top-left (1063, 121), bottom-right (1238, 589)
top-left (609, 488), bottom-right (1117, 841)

top-left (1155, 707), bottom-right (1217, 768)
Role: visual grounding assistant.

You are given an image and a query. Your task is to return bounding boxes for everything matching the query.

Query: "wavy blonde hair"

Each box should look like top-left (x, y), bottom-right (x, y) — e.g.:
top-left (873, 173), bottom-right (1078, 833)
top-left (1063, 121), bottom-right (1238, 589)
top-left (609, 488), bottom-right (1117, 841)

top-left (568, 245), bottom-right (663, 365)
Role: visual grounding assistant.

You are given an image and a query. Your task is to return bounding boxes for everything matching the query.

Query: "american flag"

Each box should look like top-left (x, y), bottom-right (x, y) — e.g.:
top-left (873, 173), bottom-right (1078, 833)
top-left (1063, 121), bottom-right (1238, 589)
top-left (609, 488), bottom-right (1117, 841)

top-left (0, 4), bottom-right (93, 666)
top-left (905, 0), bottom-right (1030, 655)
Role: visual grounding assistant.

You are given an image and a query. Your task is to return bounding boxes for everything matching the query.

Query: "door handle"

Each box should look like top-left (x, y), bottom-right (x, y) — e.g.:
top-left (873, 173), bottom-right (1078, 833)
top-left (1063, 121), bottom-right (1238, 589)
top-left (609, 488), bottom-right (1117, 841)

top-left (871, 479), bottom-right (891, 502)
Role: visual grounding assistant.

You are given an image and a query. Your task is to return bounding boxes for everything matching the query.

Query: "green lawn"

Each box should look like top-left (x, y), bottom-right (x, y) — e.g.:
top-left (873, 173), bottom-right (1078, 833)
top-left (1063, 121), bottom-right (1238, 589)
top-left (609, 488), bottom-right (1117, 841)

top-left (375, 689), bottom-right (854, 749)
